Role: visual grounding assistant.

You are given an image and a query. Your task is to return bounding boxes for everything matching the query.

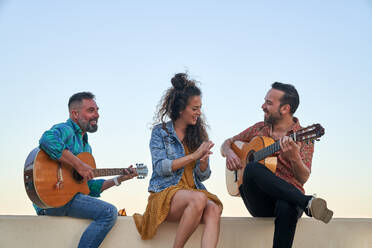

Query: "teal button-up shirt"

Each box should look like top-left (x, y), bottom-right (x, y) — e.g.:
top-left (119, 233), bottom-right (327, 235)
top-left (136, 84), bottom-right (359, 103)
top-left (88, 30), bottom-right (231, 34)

top-left (39, 118), bottom-right (92, 160)
top-left (34, 118), bottom-right (104, 211)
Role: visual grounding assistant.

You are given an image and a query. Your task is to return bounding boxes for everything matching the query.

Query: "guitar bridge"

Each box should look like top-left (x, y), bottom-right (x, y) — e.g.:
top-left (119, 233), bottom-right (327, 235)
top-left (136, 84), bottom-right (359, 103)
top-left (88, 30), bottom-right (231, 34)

top-left (56, 163), bottom-right (64, 189)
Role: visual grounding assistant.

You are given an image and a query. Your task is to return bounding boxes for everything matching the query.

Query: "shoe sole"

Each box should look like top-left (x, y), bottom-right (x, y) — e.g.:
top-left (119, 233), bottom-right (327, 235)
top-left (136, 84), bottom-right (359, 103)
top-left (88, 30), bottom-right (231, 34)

top-left (310, 198), bottom-right (333, 224)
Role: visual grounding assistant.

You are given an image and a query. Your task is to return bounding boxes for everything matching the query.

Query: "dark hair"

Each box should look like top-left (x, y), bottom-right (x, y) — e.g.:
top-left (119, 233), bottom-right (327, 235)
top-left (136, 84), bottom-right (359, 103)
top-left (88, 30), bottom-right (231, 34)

top-left (271, 82), bottom-right (299, 114)
top-left (68, 92), bottom-right (95, 110)
top-left (154, 73), bottom-right (208, 152)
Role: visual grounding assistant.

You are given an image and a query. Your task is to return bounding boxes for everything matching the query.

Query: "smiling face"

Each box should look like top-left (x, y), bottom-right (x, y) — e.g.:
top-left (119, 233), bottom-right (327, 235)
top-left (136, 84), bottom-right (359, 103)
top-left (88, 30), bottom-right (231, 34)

top-left (71, 99), bottom-right (99, 133)
top-left (178, 95), bottom-right (202, 126)
top-left (262, 89), bottom-right (284, 125)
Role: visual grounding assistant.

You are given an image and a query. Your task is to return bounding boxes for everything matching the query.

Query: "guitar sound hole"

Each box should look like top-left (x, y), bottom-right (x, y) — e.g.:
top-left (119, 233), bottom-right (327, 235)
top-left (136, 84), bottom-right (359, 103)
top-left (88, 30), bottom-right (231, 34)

top-left (247, 152), bottom-right (255, 164)
top-left (72, 170), bottom-right (84, 183)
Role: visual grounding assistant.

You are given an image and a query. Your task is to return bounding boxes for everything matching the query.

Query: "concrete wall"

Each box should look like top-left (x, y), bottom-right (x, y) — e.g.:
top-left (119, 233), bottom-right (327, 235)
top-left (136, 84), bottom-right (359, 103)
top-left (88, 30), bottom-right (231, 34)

top-left (1, 215), bottom-right (371, 248)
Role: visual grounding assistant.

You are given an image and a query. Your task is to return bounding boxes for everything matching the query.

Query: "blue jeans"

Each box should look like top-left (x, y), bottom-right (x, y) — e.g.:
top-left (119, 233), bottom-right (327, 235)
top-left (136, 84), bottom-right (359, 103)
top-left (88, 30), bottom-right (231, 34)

top-left (37, 193), bottom-right (118, 248)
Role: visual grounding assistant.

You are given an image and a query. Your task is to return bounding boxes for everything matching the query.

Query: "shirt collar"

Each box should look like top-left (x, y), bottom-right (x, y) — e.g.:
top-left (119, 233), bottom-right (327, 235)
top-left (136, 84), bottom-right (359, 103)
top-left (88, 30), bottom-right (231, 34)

top-left (67, 118), bottom-right (89, 143)
top-left (291, 117), bottom-right (301, 132)
top-left (165, 121), bottom-right (177, 136)
top-left (265, 116), bottom-right (301, 135)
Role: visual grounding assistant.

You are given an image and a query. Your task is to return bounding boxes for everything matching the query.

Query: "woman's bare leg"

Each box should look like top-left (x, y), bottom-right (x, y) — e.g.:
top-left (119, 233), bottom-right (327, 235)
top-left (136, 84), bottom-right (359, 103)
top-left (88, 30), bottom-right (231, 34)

top-left (166, 190), bottom-right (208, 248)
top-left (201, 201), bottom-right (222, 248)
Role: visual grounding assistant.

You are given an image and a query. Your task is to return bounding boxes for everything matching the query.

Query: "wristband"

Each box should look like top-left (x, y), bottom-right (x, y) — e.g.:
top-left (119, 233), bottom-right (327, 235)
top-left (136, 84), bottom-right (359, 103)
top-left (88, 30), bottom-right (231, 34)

top-left (113, 177), bottom-right (121, 186)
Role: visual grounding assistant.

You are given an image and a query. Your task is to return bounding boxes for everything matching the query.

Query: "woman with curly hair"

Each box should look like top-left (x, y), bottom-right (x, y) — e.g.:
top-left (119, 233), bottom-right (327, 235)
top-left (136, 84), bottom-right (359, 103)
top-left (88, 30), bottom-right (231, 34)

top-left (134, 73), bottom-right (222, 248)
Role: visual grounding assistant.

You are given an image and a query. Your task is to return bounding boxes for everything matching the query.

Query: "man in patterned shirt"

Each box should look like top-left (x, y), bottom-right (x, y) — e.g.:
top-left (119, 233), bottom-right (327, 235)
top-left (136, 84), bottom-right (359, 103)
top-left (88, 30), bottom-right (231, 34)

top-left (34, 92), bottom-right (137, 248)
top-left (221, 82), bottom-right (333, 248)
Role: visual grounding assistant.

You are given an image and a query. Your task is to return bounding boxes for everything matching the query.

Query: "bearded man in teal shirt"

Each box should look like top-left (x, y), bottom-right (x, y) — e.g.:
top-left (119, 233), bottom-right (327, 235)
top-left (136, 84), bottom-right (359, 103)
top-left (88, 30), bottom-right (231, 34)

top-left (34, 92), bottom-right (137, 248)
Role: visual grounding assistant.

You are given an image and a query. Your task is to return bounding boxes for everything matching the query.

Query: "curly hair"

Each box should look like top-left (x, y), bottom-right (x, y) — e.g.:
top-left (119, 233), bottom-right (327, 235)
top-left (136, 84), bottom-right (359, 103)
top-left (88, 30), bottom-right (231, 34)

top-left (154, 73), bottom-right (209, 152)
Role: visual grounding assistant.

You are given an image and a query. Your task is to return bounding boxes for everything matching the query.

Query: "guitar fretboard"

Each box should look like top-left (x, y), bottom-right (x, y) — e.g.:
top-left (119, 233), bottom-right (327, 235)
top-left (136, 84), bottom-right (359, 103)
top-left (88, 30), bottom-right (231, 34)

top-left (253, 133), bottom-right (295, 162)
top-left (93, 168), bottom-right (131, 177)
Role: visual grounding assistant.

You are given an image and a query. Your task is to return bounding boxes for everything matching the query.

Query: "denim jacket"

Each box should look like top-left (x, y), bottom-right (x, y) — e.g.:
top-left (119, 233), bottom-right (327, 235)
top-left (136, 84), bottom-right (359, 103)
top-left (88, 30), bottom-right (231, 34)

top-left (148, 121), bottom-right (212, 193)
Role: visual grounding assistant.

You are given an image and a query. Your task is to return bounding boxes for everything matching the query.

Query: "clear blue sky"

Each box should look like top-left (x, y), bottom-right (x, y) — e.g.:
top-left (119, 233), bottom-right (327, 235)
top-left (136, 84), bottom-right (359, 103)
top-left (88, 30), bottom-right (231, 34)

top-left (0, 1), bottom-right (371, 217)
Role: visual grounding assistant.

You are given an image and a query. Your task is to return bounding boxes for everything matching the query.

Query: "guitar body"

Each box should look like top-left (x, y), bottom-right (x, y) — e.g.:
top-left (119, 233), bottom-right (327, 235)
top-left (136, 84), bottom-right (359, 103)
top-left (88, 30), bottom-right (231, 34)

top-left (24, 148), bottom-right (96, 209)
top-left (225, 124), bottom-right (325, 197)
top-left (25, 148), bottom-right (148, 209)
top-left (225, 136), bottom-right (277, 197)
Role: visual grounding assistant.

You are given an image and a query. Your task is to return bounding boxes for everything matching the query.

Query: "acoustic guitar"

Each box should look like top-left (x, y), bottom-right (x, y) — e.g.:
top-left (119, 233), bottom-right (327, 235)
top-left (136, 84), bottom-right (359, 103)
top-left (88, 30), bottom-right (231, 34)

top-left (24, 148), bottom-right (148, 208)
top-left (225, 123), bottom-right (325, 196)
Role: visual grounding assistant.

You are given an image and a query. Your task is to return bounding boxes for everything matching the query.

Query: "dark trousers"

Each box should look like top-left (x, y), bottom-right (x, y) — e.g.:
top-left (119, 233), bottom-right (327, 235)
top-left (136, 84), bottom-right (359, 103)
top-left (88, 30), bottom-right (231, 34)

top-left (239, 162), bottom-right (312, 248)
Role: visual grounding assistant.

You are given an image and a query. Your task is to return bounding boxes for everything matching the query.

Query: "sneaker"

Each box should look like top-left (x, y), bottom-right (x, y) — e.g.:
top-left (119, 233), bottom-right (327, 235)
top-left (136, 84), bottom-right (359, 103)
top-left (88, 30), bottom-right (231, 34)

top-left (307, 197), bottom-right (333, 224)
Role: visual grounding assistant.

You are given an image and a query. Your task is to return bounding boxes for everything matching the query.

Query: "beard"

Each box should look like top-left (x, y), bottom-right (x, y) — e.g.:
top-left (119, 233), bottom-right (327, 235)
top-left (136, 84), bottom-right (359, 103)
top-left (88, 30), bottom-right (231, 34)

top-left (78, 118), bottom-right (98, 133)
top-left (264, 110), bottom-right (282, 125)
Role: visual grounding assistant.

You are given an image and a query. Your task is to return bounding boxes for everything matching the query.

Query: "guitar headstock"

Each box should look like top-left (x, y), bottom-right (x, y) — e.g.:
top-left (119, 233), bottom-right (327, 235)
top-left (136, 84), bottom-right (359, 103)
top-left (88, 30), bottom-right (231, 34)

top-left (135, 163), bottom-right (148, 179)
top-left (293, 123), bottom-right (325, 144)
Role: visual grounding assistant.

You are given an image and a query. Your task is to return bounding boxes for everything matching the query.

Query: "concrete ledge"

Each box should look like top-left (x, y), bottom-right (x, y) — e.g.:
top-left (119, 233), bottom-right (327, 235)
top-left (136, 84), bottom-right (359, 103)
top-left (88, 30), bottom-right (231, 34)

top-left (1, 215), bottom-right (371, 247)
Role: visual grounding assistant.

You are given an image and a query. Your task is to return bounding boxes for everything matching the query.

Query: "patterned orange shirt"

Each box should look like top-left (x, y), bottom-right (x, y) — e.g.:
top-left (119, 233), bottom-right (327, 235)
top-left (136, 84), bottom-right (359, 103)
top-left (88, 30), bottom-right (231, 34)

top-left (232, 117), bottom-right (314, 193)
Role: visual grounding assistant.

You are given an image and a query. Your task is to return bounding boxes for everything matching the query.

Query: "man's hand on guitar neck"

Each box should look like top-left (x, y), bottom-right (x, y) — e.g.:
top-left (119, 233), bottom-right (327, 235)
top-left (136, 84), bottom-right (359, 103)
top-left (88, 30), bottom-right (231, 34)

top-left (117, 165), bottom-right (138, 182)
top-left (101, 166), bottom-right (139, 192)
top-left (279, 136), bottom-right (301, 163)
top-left (59, 149), bottom-right (94, 181)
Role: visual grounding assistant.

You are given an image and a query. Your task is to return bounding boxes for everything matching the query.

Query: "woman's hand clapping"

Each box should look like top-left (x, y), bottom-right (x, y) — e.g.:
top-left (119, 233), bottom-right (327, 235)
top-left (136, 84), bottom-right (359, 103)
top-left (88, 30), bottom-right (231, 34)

top-left (193, 141), bottom-right (214, 162)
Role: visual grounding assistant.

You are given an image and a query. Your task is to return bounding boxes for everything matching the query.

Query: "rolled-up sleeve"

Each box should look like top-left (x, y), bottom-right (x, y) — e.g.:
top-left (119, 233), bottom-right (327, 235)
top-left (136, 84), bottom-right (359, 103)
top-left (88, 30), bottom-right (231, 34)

top-left (300, 142), bottom-right (314, 171)
top-left (194, 160), bottom-right (211, 182)
top-left (87, 179), bottom-right (105, 197)
top-left (150, 127), bottom-right (173, 177)
top-left (39, 127), bottom-right (67, 160)
top-left (232, 126), bottom-right (255, 142)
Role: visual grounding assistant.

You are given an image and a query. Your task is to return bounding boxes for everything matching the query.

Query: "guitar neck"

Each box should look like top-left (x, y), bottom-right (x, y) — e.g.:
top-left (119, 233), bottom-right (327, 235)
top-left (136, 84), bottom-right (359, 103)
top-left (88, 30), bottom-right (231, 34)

top-left (93, 168), bottom-right (131, 177)
top-left (253, 133), bottom-right (295, 162)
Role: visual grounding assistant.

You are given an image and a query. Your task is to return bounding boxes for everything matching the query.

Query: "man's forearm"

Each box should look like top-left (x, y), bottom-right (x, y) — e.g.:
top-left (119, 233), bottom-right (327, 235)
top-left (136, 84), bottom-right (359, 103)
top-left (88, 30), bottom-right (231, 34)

top-left (290, 157), bottom-right (310, 184)
top-left (220, 138), bottom-right (233, 157)
top-left (59, 149), bottom-right (85, 170)
top-left (101, 179), bottom-right (115, 192)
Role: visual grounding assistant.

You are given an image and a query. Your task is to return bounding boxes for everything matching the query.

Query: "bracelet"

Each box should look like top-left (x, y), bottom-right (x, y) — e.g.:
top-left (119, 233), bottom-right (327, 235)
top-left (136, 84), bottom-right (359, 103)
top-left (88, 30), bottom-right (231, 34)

top-left (113, 177), bottom-right (121, 186)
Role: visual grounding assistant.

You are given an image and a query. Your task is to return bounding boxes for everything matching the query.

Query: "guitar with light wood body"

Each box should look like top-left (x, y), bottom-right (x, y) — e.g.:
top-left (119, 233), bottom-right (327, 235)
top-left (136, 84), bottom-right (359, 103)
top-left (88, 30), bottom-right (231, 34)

top-left (24, 148), bottom-right (148, 208)
top-left (225, 124), bottom-right (324, 196)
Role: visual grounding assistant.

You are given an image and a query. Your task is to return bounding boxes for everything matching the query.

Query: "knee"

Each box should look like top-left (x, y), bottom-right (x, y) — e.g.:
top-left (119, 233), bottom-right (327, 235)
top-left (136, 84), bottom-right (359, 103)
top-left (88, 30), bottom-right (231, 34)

top-left (189, 192), bottom-right (208, 212)
top-left (102, 204), bottom-right (118, 227)
top-left (203, 203), bottom-right (222, 223)
top-left (211, 204), bottom-right (222, 218)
